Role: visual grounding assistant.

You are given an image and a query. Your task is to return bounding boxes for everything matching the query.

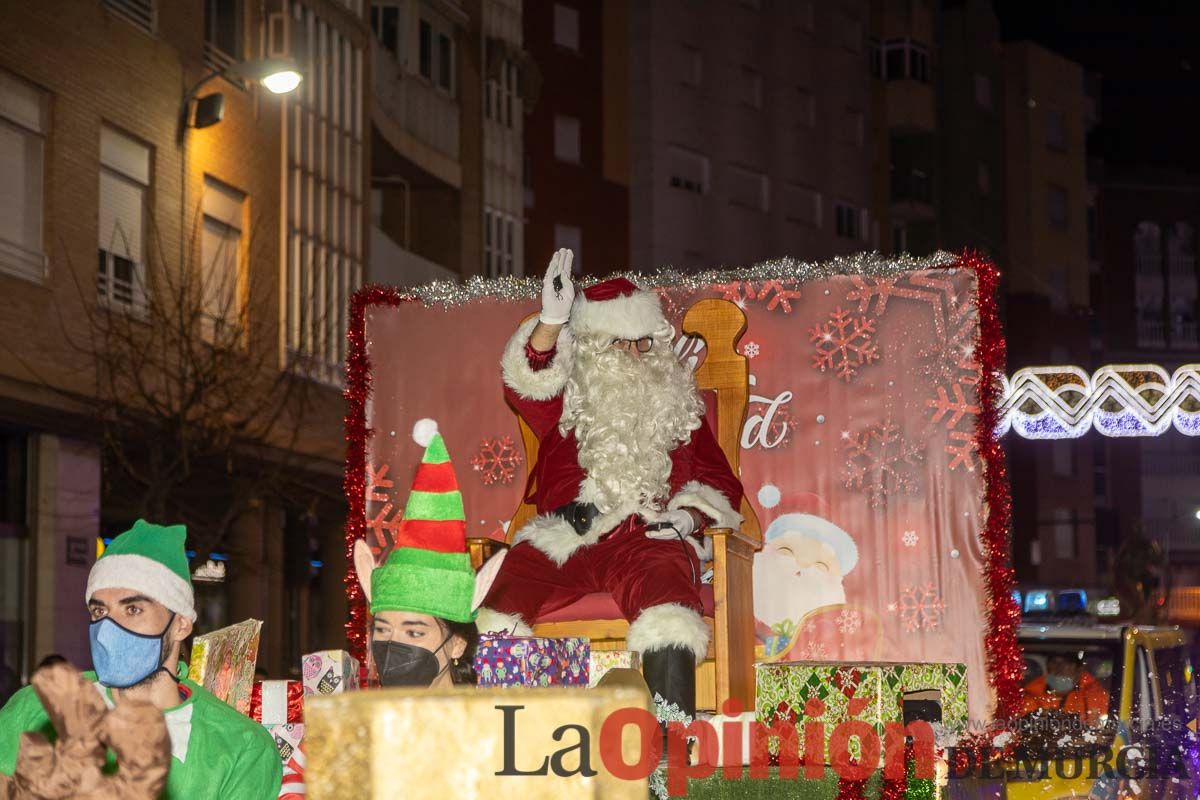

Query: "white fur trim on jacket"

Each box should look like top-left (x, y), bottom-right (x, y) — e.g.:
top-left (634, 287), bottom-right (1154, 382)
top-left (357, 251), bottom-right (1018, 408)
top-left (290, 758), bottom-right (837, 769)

top-left (475, 607), bottom-right (533, 637)
top-left (513, 504), bottom-right (640, 566)
top-left (570, 287), bottom-right (667, 340)
top-left (87, 554), bottom-right (197, 621)
top-left (626, 602), bottom-right (710, 663)
top-left (501, 317), bottom-right (575, 401)
top-left (669, 481), bottom-right (743, 533)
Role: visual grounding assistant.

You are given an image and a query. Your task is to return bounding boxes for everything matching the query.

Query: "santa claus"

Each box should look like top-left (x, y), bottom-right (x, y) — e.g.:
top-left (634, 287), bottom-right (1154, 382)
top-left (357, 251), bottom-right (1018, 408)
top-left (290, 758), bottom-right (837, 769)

top-left (479, 249), bottom-right (744, 722)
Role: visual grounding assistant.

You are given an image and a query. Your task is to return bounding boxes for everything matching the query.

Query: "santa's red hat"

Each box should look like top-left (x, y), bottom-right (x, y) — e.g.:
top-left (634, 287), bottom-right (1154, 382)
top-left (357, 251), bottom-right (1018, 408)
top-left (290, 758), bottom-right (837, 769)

top-left (570, 277), bottom-right (669, 340)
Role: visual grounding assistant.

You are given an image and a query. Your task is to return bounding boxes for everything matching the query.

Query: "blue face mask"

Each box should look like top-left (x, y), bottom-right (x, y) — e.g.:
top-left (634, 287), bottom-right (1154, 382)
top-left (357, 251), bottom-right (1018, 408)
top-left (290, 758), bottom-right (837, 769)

top-left (89, 613), bottom-right (175, 689)
top-left (1046, 673), bottom-right (1076, 694)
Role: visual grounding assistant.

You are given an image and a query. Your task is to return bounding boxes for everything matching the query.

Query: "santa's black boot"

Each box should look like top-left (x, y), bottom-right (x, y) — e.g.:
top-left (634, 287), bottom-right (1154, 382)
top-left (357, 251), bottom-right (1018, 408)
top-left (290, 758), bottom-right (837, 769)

top-left (642, 645), bottom-right (696, 766)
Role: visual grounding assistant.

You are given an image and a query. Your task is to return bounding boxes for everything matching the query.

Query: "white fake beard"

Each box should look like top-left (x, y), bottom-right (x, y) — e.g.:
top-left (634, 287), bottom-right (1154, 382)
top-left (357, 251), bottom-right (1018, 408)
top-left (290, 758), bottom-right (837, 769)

top-left (560, 331), bottom-right (703, 515)
top-left (753, 550), bottom-right (848, 631)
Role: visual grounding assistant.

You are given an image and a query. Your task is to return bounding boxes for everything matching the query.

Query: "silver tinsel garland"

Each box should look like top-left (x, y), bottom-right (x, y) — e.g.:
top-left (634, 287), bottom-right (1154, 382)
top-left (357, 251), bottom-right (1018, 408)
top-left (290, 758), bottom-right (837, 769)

top-left (404, 251), bottom-right (961, 309)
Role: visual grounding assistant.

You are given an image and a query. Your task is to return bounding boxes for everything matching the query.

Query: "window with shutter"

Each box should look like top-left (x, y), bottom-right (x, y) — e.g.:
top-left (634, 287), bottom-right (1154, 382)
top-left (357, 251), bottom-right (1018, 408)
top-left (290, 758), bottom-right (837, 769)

top-left (201, 176), bottom-right (245, 337)
top-left (0, 70), bottom-right (47, 283)
top-left (97, 126), bottom-right (151, 310)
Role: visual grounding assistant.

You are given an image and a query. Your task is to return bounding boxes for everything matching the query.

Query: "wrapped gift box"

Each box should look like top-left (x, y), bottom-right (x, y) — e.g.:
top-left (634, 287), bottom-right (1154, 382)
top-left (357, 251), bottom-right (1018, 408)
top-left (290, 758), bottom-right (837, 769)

top-left (303, 686), bottom-right (651, 799)
top-left (302, 650), bottom-right (360, 696)
top-left (587, 650), bottom-right (641, 689)
top-left (250, 680), bottom-right (305, 726)
top-left (188, 619), bottom-right (263, 715)
top-left (269, 722), bottom-right (305, 763)
top-left (877, 662), bottom-right (968, 728)
top-left (754, 661), bottom-right (970, 763)
top-left (474, 635), bottom-right (589, 688)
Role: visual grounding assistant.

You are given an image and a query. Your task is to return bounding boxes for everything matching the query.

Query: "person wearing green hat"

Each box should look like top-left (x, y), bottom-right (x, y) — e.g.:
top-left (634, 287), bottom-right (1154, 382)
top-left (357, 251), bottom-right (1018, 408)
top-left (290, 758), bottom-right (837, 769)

top-left (0, 520), bottom-right (282, 799)
top-left (352, 418), bottom-right (507, 688)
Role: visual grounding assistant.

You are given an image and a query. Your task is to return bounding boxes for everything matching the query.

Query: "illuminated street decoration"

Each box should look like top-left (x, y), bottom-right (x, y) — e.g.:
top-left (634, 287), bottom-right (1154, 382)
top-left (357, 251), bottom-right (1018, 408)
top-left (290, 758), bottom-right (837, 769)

top-left (999, 364), bottom-right (1200, 438)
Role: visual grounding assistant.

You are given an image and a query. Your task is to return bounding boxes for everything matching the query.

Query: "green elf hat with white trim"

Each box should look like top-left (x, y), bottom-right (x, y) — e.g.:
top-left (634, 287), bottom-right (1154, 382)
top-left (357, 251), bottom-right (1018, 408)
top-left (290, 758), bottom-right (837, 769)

top-left (353, 419), bottom-right (502, 625)
top-left (87, 519), bottom-right (196, 621)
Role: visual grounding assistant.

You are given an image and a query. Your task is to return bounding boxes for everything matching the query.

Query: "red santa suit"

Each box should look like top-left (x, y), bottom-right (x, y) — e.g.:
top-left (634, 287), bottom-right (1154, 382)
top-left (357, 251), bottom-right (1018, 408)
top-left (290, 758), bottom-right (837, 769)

top-left (479, 278), bottom-right (744, 664)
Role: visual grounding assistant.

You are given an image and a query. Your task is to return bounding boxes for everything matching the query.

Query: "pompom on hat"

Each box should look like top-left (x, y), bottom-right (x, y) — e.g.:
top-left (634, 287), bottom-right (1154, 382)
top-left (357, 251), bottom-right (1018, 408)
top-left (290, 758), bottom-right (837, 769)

top-left (570, 277), bottom-right (669, 340)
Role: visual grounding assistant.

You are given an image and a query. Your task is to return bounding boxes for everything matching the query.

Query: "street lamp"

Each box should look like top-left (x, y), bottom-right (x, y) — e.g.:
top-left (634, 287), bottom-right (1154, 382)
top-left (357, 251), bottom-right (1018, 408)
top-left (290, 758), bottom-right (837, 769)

top-left (177, 57), bottom-right (303, 143)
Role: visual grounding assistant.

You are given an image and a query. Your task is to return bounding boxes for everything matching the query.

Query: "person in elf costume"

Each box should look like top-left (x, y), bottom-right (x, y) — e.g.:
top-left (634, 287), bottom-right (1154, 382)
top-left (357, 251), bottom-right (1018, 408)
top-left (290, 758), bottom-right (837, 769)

top-left (352, 418), bottom-right (506, 688)
top-left (0, 520), bottom-right (282, 799)
top-left (277, 421), bottom-right (505, 800)
top-left (479, 249), bottom-right (744, 724)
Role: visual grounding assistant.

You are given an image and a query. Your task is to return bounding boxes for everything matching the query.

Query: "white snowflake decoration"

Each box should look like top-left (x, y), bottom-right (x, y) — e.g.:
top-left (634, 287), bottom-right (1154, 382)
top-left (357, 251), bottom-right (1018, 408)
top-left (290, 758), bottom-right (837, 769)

top-left (835, 609), bottom-right (862, 635)
top-left (902, 530), bottom-right (919, 548)
top-left (743, 341), bottom-right (761, 359)
top-left (809, 307), bottom-right (880, 382)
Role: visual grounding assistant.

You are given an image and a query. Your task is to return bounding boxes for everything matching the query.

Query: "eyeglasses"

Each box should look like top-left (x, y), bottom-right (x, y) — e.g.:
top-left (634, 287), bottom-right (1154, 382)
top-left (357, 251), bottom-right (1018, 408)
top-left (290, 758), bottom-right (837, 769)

top-left (611, 337), bottom-right (654, 353)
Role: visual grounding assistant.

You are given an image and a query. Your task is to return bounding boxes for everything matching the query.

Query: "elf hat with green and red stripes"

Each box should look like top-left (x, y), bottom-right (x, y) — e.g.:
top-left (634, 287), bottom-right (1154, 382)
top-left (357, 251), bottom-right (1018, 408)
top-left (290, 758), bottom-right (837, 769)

top-left (370, 418), bottom-right (478, 623)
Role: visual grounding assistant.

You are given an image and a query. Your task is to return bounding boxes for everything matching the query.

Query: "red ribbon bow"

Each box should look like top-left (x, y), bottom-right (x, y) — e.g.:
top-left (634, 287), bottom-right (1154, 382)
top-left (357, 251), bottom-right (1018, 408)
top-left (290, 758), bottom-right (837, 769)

top-left (249, 680), bottom-right (304, 725)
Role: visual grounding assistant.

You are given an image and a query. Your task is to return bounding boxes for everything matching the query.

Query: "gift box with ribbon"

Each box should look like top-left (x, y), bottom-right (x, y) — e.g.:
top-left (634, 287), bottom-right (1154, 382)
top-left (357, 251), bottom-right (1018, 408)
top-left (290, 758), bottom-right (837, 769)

top-left (302, 650), bottom-right (360, 696)
top-left (474, 634), bottom-right (589, 688)
top-left (250, 680), bottom-right (305, 725)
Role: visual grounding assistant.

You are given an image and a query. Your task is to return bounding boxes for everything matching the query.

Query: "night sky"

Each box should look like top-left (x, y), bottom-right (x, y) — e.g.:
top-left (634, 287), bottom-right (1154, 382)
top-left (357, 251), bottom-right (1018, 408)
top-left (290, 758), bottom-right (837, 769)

top-left (993, 0), bottom-right (1200, 172)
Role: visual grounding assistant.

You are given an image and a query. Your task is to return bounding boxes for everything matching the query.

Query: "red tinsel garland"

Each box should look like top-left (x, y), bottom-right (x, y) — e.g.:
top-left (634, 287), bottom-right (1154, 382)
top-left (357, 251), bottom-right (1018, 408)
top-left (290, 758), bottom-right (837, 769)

top-left (835, 775), bottom-right (870, 800)
top-left (343, 285), bottom-right (416, 671)
top-left (944, 252), bottom-right (1023, 721)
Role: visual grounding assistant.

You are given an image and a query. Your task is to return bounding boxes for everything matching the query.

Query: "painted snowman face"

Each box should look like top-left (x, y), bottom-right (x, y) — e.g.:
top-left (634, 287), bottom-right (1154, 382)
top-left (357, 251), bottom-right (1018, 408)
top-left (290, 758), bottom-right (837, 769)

top-left (753, 532), bottom-right (847, 630)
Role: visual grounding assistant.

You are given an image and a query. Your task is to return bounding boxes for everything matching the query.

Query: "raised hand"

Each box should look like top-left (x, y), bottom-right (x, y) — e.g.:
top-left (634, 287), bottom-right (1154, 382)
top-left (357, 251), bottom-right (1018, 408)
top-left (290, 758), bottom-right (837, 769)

top-left (539, 249), bottom-right (576, 325)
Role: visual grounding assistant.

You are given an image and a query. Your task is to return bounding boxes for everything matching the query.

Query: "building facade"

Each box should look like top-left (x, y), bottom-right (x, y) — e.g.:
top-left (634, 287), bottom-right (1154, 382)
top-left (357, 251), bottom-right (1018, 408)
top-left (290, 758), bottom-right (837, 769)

top-left (1000, 41), bottom-right (1097, 587)
top-left (522, 0), bottom-right (629, 277)
top-left (626, 0), bottom-right (874, 273)
top-left (368, 0), bottom-right (524, 284)
top-left (0, 0), bottom-right (366, 689)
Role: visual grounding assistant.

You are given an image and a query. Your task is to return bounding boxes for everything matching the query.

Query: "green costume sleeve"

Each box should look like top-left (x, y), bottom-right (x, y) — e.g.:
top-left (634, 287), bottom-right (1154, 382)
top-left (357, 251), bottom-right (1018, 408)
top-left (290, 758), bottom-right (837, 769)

top-left (0, 686), bottom-right (54, 777)
top-left (218, 723), bottom-right (282, 799)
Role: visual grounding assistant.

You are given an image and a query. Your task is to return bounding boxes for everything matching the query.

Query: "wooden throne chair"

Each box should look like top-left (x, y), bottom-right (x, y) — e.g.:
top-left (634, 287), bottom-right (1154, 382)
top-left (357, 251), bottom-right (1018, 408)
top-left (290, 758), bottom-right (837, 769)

top-left (468, 298), bottom-right (762, 711)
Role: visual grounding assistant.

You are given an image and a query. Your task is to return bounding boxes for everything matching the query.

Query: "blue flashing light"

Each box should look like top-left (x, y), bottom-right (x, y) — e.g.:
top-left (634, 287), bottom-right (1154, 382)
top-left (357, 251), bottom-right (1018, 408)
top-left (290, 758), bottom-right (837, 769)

top-left (1056, 589), bottom-right (1087, 614)
top-left (1011, 589), bottom-right (1022, 608)
top-left (1024, 590), bottom-right (1052, 612)
top-left (310, 560), bottom-right (324, 569)
top-left (185, 550), bottom-right (229, 562)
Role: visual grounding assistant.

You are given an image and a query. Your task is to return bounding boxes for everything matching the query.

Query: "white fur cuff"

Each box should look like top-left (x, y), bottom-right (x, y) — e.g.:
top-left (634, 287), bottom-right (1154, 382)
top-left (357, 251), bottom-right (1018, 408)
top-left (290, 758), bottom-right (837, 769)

top-left (685, 534), bottom-right (713, 563)
top-left (669, 481), bottom-right (742, 532)
top-left (475, 607), bottom-right (533, 637)
top-left (501, 317), bottom-right (574, 401)
top-left (626, 603), bottom-right (710, 663)
top-left (513, 513), bottom-right (597, 567)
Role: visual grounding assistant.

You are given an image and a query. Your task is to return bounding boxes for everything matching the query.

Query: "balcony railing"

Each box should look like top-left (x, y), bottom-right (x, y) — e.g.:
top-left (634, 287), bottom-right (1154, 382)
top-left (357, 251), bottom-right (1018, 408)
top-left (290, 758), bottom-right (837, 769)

top-left (890, 169), bottom-right (933, 205)
top-left (1137, 318), bottom-right (1166, 347)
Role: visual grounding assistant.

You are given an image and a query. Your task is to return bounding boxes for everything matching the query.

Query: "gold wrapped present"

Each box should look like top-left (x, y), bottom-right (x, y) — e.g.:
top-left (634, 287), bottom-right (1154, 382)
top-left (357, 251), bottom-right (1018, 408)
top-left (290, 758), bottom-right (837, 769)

top-left (305, 686), bottom-right (654, 798)
top-left (188, 619), bottom-right (262, 715)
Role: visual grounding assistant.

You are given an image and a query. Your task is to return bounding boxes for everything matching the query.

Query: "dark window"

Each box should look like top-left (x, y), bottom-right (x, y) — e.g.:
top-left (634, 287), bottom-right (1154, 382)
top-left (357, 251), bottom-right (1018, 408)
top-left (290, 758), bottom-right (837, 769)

top-left (204, 0), bottom-right (243, 60)
top-left (419, 20), bottom-right (432, 80)
top-left (868, 38), bottom-right (882, 79)
top-left (371, 4), bottom-right (400, 56)
top-left (438, 33), bottom-right (452, 91)
top-left (1048, 184), bottom-right (1069, 231)
top-left (885, 41), bottom-right (906, 80)
top-left (836, 205), bottom-right (861, 240)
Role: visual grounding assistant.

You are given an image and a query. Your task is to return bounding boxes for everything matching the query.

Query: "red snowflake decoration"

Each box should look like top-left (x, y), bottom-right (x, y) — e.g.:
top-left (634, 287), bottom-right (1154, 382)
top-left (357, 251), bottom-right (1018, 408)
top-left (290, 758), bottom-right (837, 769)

top-left (762, 403), bottom-right (797, 449)
top-left (810, 308), bottom-right (879, 382)
top-left (470, 437), bottom-right (523, 486)
top-left (889, 583), bottom-right (946, 632)
top-left (927, 384), bottom-right (981, 430)
top-left (842, 421), bottom-right (923, 507)
top-left (712, 280), bottom-right (802, 313)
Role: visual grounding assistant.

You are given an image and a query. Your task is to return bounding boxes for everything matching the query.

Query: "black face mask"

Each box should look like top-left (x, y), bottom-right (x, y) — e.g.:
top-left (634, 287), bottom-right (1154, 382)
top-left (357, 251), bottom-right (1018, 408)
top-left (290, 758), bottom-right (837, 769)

top-left (372, 634), bottom-right (452, 688)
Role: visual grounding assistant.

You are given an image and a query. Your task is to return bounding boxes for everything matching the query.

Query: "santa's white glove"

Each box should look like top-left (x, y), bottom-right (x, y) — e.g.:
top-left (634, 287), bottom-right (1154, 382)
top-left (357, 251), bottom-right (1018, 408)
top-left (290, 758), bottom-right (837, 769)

top-left (644, 509), bottom-right (697, 540)
top-left (539, 248), bottom-right (575, 325)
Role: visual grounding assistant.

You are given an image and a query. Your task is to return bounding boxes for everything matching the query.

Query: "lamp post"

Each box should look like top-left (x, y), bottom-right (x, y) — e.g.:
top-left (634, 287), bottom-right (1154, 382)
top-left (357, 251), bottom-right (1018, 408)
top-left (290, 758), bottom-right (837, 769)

top-left (176, 57), bottom-right (303, 143)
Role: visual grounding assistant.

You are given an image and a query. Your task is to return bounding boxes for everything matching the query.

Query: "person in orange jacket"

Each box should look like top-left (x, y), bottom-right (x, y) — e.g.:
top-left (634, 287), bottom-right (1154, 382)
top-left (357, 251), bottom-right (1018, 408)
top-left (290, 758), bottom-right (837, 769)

top-left (1023, 653), bottom-right (1111, 726)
